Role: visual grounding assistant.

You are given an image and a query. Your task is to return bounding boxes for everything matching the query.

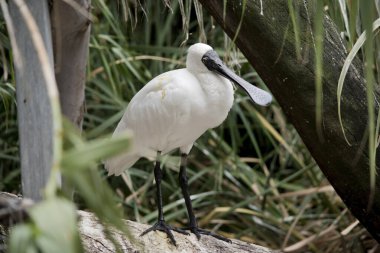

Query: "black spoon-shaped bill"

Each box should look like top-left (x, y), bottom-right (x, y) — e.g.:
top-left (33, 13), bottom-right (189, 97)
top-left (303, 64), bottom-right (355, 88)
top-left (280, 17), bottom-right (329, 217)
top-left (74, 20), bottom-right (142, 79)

top-left (201, 50), bottom-right (272, 106)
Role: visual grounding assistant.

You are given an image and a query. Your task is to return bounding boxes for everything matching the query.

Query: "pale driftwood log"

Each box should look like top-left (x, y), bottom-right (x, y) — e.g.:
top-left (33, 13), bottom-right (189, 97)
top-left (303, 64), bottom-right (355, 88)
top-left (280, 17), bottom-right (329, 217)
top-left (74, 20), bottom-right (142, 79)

top-left (78, 210), bottom-right (278, 253)
top-left (0, 193), bottom-right (278, 253)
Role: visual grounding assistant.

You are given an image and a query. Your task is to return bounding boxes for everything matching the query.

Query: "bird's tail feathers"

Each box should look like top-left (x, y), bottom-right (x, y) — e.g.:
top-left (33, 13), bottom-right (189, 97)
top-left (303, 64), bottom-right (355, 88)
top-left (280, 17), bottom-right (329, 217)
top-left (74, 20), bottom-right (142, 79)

top-left (104, 152), bottom-right (139, 176)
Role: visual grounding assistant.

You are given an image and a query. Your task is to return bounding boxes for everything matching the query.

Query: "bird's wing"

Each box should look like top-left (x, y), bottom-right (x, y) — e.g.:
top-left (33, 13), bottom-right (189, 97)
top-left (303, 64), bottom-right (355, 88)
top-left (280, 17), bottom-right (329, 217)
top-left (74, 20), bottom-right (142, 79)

top-left (104, 152), bottom-right (140, 176)
top-left (110, 69), bottom-right (204, 169)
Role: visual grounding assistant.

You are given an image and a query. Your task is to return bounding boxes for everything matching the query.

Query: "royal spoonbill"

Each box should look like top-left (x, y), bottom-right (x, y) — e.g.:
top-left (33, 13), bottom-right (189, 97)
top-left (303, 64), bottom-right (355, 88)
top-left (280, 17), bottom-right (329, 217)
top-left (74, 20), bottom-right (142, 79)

top-left (105, 43), bottom-right (272, 245)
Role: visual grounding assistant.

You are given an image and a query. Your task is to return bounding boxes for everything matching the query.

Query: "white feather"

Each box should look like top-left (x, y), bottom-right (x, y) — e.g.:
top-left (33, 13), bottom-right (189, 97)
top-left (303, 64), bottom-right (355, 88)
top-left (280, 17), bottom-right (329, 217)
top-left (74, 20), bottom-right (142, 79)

top-left (105, 43), bottom-right (234, 175)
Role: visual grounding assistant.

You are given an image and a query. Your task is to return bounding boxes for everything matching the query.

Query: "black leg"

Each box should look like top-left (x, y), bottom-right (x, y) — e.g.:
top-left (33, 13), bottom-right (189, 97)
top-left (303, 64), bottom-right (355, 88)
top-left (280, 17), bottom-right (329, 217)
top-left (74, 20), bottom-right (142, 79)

top-left (154, 156), bottom-right (164, 221)
top-left (179, 154), bottom-right (231, 243)
top-left (179, 154), bottom-right (198, 229)
top-left (140, 152), bottom-right (188, 246)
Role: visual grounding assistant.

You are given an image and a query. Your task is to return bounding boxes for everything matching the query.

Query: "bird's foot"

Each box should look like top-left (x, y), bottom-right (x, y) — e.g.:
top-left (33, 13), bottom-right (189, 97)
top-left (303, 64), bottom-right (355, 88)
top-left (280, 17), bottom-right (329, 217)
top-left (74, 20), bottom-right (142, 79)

top-left (140, 220), bottom-right (189, 246)
top-left (185, 226), bottom-right (232, 243)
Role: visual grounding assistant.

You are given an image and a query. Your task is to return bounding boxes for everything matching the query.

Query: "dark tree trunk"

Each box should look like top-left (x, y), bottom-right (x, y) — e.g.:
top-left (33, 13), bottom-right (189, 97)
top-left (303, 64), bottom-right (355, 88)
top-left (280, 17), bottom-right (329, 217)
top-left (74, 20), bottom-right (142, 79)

top-left (51, 0), bottom-right (91, 129)
top-left (199, 0), bottom-right (380, 243)
top-left (7, 0), bottom-right (91, 200)
top-left (50, 0), bottom-right (91, 197)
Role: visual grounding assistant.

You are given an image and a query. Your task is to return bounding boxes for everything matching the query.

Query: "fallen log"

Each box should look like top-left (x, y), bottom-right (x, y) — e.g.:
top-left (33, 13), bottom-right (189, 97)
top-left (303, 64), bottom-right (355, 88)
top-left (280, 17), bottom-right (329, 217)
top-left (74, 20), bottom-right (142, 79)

top-left (0, 192), bottom-right (278, 252)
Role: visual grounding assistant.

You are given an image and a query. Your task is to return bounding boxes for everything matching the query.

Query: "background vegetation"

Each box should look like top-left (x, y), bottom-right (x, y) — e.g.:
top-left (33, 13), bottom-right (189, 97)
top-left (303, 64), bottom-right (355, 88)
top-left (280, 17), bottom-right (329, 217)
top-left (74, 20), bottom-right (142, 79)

top-left (1, 0), bottom-right (379, 252)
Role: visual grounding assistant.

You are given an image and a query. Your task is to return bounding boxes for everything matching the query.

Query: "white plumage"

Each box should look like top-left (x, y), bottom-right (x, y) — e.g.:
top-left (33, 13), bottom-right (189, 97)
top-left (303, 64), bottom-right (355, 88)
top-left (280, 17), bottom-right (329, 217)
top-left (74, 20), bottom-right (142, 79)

top-left (105, 43), bottom-right (234, 175)
top-left (104, 43), bottom-right (272, 244)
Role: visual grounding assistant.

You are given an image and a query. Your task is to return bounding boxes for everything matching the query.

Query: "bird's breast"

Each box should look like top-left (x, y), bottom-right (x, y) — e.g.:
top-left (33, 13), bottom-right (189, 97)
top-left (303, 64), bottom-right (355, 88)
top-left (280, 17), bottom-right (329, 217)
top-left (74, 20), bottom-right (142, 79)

top-left (121, 69), bottom-right (234, 156)
top-left (195, 73), bottom-right (234, 128)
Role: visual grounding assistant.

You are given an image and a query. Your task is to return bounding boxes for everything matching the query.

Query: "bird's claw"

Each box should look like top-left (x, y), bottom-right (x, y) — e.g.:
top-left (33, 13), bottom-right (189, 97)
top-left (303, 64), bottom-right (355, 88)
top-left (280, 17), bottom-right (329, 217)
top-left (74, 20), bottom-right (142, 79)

top-left (140, 220), bottom-right (189, 246)
top-left (184, 226), bottom-right (232, 243)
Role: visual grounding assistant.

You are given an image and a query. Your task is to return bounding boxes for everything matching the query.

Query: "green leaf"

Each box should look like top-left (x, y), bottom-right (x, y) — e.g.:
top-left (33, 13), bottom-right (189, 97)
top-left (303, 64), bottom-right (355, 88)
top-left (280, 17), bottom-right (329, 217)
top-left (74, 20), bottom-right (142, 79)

top-left (337, 18), bottom-right (380, 145)
top-left (9, 224), bottom-right (37, 253)
top-left (28, 198), bottom-right (83, 253)
top-left (61, 131), bottom-right (132, 170)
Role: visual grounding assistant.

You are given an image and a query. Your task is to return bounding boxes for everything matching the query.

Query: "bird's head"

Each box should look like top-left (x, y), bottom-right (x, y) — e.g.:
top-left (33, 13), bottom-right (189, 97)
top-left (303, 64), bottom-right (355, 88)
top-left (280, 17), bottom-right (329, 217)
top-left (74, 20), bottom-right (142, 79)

top-left (186, 43), bottom-right (214, 73)
top-left (186, 43), bottom-right (273, 107)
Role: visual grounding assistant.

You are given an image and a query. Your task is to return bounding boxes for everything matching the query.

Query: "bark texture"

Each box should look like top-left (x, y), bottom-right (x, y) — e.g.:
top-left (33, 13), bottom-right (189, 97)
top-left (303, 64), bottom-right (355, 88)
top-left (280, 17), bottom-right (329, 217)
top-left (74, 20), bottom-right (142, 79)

top-left (199, 0), bottom-right (380, 243)
top-left (0, 193), bottom-right (278, 253)
top-left (78, 210), bottom-right (278, 253)
top-left (51, 0), bottom-right (91, 128)
top-left (9, 0), bottom-right (55, 201)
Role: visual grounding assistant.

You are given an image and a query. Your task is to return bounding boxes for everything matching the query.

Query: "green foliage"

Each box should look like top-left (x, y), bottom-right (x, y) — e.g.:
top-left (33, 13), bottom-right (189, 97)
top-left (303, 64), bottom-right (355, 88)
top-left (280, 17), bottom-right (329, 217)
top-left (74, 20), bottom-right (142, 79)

top-left (85, 1), bottom-right (376, 251)
top-left (9, 198), bottom-right (82, 253)
top-left (329, 0), bottom-right (380, 209)
top-left (1, 0), bottom-right (379, 252)
top-left (314, 0), bottom-right (325, 139)
top-left (61, 119), bottom-right (132, 242)
top-left (0, 18), bottom-right (19, 193)
top-left (7, 118), bottom-right (132, 253)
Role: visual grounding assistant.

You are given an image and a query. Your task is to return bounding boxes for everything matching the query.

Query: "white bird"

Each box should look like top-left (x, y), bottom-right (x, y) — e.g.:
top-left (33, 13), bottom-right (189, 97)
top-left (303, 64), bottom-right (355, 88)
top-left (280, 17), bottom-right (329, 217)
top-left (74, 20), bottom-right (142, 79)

top-left (105, 43), bottom-right (272, 245)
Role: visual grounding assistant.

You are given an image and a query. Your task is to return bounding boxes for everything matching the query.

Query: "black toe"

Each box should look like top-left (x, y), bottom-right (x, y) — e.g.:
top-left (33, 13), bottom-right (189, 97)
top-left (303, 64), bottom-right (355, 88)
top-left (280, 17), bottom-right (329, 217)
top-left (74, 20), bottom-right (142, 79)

top-left (140, 220), bottom-right (189, 246)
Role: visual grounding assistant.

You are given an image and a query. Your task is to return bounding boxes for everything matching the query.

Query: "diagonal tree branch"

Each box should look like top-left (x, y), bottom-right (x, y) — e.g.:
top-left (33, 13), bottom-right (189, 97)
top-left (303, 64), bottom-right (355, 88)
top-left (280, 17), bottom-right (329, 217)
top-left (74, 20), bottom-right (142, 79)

top-left (199, 0), bottom-right (380, 243)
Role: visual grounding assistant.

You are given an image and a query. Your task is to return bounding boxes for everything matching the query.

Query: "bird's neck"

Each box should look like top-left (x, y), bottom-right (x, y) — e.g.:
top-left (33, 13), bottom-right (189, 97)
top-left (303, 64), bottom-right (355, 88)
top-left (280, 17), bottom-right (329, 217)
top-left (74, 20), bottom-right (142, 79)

top-left (197, 72), bottom-right (234, 108)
